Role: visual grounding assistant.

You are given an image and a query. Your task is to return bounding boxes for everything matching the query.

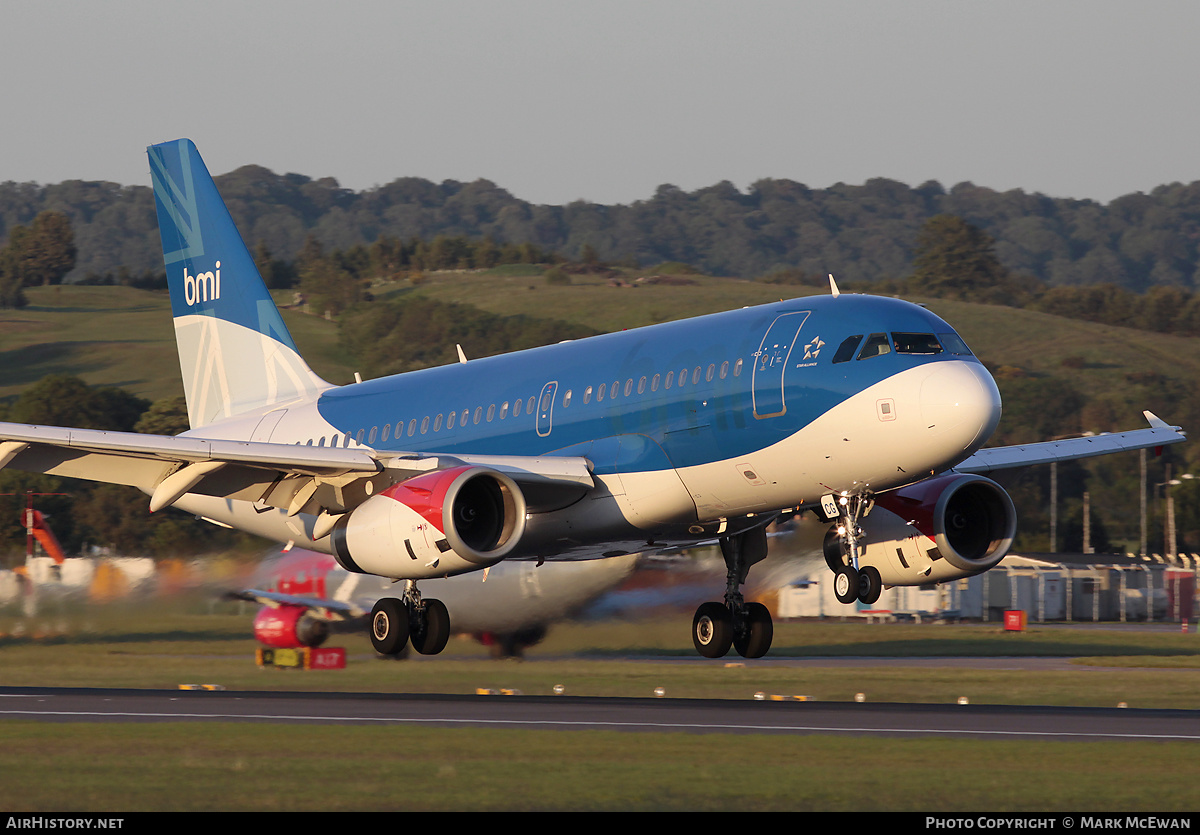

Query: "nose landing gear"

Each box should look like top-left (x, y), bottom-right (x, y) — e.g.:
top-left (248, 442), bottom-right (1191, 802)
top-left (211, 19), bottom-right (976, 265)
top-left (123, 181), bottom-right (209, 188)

top-left (691, 526), bottom-right (774, 659)
top-left (822, 491), bottom-right (883, 605)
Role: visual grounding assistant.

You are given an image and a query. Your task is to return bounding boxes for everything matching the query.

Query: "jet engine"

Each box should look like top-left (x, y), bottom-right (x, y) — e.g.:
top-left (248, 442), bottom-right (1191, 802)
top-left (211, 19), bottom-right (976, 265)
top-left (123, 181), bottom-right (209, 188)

top-left (253, 605), bottom-right (330, 648)
top-left (853, 473), bottom-right (1017, 586)
top-left (331, 465), bottom-right (527, 580)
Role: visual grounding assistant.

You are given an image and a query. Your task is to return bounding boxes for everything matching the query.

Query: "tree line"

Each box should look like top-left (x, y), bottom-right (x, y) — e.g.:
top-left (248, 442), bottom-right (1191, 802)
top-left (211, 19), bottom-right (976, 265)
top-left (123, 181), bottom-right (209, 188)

top-left (7, 164), bottom-right (1200, 295)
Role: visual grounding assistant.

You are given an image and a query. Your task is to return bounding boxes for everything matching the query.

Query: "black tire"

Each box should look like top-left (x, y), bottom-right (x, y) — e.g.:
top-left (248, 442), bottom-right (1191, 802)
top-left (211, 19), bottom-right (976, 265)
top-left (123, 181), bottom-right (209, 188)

top-left (823, 526), bottom-right (849, 573)
top-left (370, 597), bottom-right (409, 655)
top-left (411, 598), bottom-right (451, 656)
top-left (858, 566), bottom-right (882, 605)
top-left (833, 565), bottom-right (859, 604)
top-left (733, 601), bottom-right (773, 659)
top-left (692, 601), bottom-right (733, 658)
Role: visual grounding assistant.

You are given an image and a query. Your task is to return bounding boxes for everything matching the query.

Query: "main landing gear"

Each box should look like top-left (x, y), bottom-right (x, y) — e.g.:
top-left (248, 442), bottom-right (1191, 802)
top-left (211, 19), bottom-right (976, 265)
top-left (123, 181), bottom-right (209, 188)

top-left (370, 581), bottom-right (451, 657)
top-left (821, 491), bottom-right (882, 606)
top-left (692, 526), bottom-right (774, 659)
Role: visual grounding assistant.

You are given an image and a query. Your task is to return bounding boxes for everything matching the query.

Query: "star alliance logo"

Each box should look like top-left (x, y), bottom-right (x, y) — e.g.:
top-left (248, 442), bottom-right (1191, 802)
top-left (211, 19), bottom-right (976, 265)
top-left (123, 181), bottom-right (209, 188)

top-left (803, 336), bottom-right (824, 360)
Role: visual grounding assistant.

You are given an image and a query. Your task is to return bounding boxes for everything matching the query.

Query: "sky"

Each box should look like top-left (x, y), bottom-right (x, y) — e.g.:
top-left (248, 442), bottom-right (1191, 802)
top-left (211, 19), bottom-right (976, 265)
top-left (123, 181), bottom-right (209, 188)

top-left (4, 0), bottom-right (1200, 206)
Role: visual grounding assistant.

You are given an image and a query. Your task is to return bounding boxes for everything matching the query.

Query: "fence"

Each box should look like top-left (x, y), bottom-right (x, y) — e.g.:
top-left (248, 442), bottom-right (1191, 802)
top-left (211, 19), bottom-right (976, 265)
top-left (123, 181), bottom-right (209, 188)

top-left (775, 554), bottom-right (1200, 624)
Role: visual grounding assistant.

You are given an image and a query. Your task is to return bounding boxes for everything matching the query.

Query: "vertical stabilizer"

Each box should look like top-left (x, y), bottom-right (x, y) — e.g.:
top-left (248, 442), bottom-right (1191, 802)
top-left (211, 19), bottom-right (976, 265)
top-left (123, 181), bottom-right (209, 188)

top-left (148, 139), bottom-right (329, 428)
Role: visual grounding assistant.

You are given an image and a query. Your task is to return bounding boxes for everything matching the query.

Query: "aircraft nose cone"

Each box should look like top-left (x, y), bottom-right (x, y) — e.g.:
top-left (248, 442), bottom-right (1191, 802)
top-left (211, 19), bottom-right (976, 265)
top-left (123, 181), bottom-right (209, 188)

top-left (919, 361), bottom-right (1002, 451)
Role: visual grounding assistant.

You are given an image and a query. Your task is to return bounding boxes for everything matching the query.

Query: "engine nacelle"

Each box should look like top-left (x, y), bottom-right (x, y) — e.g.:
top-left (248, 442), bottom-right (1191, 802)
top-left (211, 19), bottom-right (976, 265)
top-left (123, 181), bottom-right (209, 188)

top-left (253, 605), bottom-right (330, 648)
top-left (331, 465), bottom-right (527, 580)
top-left (857, 473), bottom-right (1016, 586)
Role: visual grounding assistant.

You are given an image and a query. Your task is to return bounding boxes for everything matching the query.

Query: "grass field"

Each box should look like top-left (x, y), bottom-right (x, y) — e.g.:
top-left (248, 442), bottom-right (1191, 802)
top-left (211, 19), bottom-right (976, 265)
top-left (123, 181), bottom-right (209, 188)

top-left (2, 600), bottom-right (1200, 811)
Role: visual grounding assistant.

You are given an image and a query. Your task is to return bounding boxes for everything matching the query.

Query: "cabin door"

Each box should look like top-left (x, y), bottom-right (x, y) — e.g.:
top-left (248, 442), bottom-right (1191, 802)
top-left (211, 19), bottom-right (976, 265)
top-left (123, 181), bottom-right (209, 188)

top-left (536, 381), bottom-right (558, 437)
top-left (752, 312), bottom-right (810, 419)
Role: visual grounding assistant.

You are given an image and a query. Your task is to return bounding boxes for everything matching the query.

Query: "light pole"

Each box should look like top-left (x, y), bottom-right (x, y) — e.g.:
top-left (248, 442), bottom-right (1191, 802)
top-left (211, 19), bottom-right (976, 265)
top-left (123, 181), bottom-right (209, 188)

top-left (1157, 467), bottom-right (1194, 558)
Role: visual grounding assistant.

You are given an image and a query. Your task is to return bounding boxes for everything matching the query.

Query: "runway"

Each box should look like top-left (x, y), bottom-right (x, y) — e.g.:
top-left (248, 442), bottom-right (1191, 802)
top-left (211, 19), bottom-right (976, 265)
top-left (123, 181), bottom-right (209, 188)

top-left (3, 685), bottom-right (1200, 742)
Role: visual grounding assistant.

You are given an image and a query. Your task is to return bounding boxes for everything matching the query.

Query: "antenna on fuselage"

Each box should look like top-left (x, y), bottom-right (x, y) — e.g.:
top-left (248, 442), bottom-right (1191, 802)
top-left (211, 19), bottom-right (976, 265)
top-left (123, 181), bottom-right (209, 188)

top-left (457, 344), bottom-right (468, 364)
top-left (828, 273), bottom-right (841, 297)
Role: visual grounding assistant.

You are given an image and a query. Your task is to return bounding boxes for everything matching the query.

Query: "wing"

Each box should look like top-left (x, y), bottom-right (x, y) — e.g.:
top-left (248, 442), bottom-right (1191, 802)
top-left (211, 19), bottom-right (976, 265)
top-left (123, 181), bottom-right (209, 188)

top-left (0, 421), bottom-right (594, 520)
top-left (226, 588), bottom-right (368, 621)
top-left (954, 411), bottom-right (1185, 474)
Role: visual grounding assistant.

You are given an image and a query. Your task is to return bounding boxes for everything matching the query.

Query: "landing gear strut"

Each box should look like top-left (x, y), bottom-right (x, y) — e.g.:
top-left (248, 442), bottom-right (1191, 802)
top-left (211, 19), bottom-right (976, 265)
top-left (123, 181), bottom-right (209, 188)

top-left (822, 491), bottom-right (882, 605)
top-left (370, 581), bottom-right (451, 656)
top-left (692, 526), bottom-right (774, 659)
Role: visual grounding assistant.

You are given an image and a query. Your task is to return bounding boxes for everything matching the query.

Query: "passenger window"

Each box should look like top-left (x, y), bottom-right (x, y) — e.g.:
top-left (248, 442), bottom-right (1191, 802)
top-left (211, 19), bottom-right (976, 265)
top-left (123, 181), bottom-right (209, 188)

top-left (833, 335), bottom-right (863, 364)
top-left (597, 382), bottom-right (606, 401)
top-left (651, 374), bottom-right (660, 391)
top-left (421, 416), bottom-right (430, 434)
top-left (856, 333), bottom-right (891, 360)
top-left (526, 396), bottom-right (536, 414)
top-left (408, 418), bottom-right (418, 436)
top-left (474, 407), bottom-right (483, 425)
top-left (892, 333), bottom-right (943, 354)
top-left (665, 371), bottom-right (674, 389)
top-left (381, 424), bottom-right (391, 443)
top-left (355, 429), bottom-right (364, 444)
top-left (563, 390), bottom-right (572, 408)
top-left (434, 413), bottom-right (443, 431)
top-left (692, 366), bottom-right (701, 385)
top-left (624, 378), bottom-right (633, 397)
top-left (500, 401), bottom-right (509, 419)
top-left (733, 358), bottom-right (743, 377)
top-left (584, 386), bottom-right (593, 404)
top-left (487, 404), bottom-right (495, 422)
top-left (706, 364), bottom-right (715, 382)
top-left (719, 361), bottom-right (728, 379)
top-left (368, 426), bottom-right (378, 444)
top-left (447, 411), bottom-right (457, 429)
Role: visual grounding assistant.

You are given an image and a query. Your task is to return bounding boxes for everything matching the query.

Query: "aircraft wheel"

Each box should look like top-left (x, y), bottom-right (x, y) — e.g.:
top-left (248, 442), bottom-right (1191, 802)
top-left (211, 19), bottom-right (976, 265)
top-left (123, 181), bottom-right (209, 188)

top-left (823, 526), bottom-right (849, 572)
top-left (411, 598), bottom-right (451, 656)
top-left (833, 565), bottom-right (860, 604)
top-left (370, 597), bottom-right (410, 655)
top-left (858, 566), bottom-right (882, 605)
top-left (733, 601), bottom-right (773, 659)
top-left (692, 602), bottom-right (733, 658)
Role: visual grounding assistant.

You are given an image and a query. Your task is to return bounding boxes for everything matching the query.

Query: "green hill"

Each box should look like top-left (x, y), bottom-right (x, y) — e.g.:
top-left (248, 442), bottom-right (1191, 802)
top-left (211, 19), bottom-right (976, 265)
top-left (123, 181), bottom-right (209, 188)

top-left (0, 285), bottom-right (355, 403)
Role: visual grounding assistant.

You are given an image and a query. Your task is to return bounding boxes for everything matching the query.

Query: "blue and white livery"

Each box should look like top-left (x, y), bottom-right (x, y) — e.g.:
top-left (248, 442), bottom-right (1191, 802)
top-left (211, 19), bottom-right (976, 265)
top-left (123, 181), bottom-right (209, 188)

top-left (0, 140), bottom-right (1185, 658)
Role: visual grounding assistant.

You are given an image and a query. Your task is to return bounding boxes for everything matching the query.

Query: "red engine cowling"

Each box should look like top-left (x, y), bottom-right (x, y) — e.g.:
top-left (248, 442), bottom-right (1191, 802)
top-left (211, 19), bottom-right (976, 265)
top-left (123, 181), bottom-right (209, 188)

top-left (253, 605), bottom-right (330, 648)
top-left (857, 473), bottom-right (1017, 586)
top-left (331, 465), bottom-right (527, 580)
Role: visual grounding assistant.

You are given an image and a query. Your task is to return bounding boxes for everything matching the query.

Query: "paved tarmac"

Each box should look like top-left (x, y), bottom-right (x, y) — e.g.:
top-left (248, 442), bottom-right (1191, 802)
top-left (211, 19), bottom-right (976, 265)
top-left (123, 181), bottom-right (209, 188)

top-left (3, 685), bottom-right (1199, 742)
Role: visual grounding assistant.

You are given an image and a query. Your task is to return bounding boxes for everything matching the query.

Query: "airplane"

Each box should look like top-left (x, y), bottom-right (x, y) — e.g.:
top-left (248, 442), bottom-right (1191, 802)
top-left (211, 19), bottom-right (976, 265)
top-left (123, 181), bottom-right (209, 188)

top-left (0, 139), bottom-right (1185, 660)
top-left (231, 546), bottom-right (637, 658)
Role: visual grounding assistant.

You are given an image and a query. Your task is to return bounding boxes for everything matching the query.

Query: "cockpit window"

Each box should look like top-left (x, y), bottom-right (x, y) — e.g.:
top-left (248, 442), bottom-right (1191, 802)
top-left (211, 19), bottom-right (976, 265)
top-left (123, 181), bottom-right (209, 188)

top-left (856, 333), bottom-right (892, 360)
top-left (937, 332), bottom-right (974, 356)
top-left (892, 333), bottom-right (943, 354)
top-left (832, 335), bottom-right (863, 364)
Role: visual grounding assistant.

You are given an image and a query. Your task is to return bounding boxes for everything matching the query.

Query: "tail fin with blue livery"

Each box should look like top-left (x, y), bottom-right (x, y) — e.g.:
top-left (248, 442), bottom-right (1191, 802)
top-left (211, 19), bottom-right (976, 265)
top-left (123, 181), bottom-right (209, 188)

top-left (147, 139), bottom-right (329, 429)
